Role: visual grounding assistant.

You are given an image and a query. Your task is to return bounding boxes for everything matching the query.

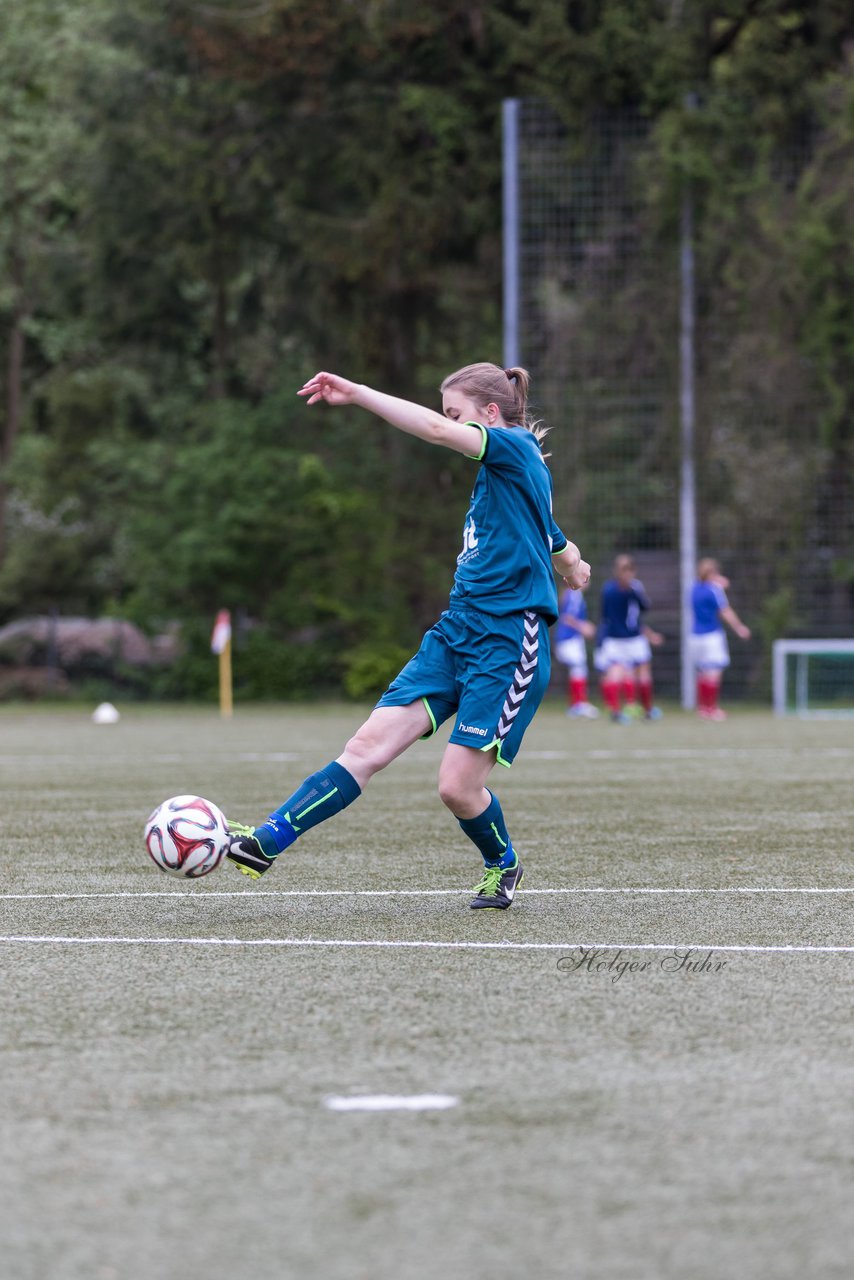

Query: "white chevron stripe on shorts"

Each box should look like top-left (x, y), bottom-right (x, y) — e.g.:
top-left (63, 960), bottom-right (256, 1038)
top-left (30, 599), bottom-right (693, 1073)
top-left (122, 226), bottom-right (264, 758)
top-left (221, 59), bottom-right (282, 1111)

top-left (497, 611), bottom-right (540, 743)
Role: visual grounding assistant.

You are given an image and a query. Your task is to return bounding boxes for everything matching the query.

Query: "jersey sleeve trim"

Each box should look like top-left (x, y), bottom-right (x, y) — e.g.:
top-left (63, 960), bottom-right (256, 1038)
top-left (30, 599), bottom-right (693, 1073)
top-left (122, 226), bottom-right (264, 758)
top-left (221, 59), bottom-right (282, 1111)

top-left (464, 422), bottom-right (488, 461)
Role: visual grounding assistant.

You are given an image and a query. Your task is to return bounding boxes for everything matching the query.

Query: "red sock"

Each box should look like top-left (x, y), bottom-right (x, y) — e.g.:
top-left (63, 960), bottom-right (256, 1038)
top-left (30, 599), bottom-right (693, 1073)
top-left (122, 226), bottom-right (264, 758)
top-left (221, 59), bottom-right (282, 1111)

top-left (622, 678), bottom-right (637, 707)
top-left (637, 679), bottom-right (653, 713)
top-left (699, 676), bottom-right (719, 712)
top-left (602, 681), bottom-right (621, 714)
top-left (570, 677), bottom-right (588, 706)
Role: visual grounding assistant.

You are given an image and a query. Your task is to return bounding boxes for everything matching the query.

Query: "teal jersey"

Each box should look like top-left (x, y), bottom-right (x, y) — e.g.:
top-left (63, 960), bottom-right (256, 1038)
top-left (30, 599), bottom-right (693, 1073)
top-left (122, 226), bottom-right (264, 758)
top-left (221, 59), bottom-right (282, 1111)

top-left (448, 423), bottom-right (567, 625)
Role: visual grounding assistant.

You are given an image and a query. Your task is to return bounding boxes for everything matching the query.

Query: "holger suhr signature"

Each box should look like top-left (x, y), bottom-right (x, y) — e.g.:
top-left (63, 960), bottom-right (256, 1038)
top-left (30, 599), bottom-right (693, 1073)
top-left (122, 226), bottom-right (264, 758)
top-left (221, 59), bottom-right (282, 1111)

top-left (557, 947), bottom-right (729, 983)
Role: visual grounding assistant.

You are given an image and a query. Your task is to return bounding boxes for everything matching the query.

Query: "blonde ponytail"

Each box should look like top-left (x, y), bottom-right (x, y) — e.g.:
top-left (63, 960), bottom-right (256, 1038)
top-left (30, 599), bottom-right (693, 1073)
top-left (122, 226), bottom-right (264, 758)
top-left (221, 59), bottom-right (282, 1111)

top-left (440, 362), bottom-right (550, 449)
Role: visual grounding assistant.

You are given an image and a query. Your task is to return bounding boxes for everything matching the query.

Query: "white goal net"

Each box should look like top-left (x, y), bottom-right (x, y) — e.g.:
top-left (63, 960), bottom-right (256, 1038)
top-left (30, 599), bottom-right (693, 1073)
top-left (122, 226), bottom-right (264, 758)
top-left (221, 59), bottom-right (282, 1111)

top-left (773, 640), bottom-right (854, 717)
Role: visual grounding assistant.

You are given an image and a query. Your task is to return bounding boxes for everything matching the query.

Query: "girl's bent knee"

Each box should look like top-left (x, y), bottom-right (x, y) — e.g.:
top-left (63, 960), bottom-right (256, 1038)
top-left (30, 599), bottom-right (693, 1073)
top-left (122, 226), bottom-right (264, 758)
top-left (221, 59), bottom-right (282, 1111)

top-left (341, 727), bottom-right (387, 776)
top-left (438, 776), bottom-right (474, 813)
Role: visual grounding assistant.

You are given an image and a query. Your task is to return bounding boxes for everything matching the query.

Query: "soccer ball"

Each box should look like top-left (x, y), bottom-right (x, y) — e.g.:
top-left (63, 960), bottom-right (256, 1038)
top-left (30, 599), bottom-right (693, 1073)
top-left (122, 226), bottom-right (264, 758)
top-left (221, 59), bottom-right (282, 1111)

top-left (144, 795), bottom-right (229, 879)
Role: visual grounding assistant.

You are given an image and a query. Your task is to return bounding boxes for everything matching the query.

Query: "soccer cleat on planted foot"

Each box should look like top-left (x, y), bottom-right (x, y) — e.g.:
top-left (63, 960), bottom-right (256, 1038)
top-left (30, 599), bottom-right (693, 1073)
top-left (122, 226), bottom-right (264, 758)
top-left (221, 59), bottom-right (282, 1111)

top-left (225, 821), bottom-right (277, 880)
top-left (470, 857), bottom-right (524, 910)
top-left (568, 702), bottom-right (600, 719)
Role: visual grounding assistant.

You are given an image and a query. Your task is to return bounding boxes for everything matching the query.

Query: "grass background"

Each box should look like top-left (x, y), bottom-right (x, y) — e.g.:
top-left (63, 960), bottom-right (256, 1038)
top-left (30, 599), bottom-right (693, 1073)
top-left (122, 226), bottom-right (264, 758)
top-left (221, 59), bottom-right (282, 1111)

top-left (1, 701), bottom-right (852, 1280)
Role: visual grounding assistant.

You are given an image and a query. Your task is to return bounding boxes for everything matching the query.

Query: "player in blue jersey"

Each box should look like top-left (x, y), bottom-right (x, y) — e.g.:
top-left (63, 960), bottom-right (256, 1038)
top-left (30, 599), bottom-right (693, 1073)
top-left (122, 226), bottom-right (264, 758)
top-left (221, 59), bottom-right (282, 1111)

top-left (555, 586), bottom-right (598, 717)
top-left (225, 363), bottom-right (590, 909)
top-left (599, 554), bottom-right (663, 722)
top-left (691, 558), bottom-right (751, 720)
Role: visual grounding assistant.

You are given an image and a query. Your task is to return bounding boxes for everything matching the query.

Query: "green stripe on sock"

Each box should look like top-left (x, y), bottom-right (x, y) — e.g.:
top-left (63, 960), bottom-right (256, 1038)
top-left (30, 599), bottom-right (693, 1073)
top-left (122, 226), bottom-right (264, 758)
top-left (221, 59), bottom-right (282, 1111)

top-left (489, 822), bottom-right (508, 850)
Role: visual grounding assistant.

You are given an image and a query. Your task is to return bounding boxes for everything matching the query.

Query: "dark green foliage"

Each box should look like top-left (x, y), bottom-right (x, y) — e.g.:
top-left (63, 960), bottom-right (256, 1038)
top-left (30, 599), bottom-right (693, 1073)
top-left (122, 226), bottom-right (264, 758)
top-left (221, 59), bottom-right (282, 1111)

top-left (342, 641), bottom-right (416, 701)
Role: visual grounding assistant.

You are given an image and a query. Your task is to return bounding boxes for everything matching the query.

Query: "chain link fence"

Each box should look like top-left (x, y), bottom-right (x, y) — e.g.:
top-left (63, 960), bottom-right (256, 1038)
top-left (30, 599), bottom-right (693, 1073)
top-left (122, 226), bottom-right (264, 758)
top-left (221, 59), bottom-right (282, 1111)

top-left (509, 98), bottom-right (854, 701)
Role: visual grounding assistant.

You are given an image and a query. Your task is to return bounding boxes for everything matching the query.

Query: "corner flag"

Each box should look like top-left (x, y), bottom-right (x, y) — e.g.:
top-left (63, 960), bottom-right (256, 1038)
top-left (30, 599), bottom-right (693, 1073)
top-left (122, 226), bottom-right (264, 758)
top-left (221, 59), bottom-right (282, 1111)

top-left (211, 609), bottom-right (232, 655)
top-left (211, 609), bottom-right (233, 718)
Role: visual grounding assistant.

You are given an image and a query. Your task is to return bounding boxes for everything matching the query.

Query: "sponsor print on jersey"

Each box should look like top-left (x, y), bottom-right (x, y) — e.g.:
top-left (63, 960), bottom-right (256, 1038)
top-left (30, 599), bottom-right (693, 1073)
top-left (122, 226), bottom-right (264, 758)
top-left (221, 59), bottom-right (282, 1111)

top-left (457, 516), bottom-right (479, 565)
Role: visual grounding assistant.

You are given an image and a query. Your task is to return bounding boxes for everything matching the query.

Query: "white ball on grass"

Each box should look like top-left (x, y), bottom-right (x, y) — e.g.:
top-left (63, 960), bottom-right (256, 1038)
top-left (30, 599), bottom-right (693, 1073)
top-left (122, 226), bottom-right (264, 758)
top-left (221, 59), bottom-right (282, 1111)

top-left (92, 702), bottom-right (120, 725)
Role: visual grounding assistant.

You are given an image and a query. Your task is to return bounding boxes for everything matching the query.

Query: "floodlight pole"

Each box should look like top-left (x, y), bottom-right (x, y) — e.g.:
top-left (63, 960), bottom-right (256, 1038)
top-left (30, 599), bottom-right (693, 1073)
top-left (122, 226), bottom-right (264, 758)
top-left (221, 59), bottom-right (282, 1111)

top-left (679, 98), bottom-right (698, 710)
top-left (503, 98), bottom-right (521, 369)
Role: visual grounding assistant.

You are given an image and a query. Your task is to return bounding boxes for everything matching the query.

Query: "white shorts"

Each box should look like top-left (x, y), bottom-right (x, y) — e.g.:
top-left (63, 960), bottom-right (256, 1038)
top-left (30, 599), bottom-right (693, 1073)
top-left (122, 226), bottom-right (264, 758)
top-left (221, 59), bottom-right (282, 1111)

top-left (690, 631), bottom-right (730, 671)
top-left (600, 635), bottom-right (652, 671)
top-left (555, 636), bottom-right (588, 676)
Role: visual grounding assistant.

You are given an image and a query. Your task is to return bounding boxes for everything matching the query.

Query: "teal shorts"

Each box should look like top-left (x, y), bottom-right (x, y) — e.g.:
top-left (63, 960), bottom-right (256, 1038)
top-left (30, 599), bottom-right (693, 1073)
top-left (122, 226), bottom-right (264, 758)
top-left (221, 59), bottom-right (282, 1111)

top-left (376, 606), bottom-right (550, 767)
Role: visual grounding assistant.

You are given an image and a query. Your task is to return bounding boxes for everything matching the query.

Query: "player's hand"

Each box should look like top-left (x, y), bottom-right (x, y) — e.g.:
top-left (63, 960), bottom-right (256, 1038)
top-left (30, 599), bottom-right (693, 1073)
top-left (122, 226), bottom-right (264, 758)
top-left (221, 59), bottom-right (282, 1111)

top-left (298, 372), bottom-right (360, 406)
top-left (646, 629), bottom-right (665, 647)
top-left (564, 560), bottom-right (591, 590)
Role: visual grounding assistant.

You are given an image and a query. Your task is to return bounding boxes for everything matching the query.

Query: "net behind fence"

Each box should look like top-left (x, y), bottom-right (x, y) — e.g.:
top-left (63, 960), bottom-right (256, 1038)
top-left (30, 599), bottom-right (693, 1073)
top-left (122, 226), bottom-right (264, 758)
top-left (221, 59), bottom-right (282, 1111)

top-left (511, 99), bottom-right (854, 701)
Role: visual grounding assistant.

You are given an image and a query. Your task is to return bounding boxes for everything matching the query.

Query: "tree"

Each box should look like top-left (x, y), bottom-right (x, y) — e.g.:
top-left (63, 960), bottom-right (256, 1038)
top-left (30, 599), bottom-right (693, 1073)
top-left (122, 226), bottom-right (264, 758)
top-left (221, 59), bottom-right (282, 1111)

top-left (3, 0), bottom-right (854, 692)
top-left (0, 1), bottom-right (103, 563)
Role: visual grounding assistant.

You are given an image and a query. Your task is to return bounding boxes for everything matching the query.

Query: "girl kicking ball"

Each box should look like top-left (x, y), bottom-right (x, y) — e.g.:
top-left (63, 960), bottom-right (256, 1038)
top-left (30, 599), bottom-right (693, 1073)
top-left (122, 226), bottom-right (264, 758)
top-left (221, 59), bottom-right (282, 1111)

top-left (226, 363), bottom-right (589, 909)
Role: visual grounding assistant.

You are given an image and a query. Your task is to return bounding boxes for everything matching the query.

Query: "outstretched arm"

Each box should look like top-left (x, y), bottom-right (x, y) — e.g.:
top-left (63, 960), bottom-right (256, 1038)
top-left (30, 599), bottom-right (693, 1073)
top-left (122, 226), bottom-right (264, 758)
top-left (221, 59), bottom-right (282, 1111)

top-left (720, 604), bottom-right (751, 641)
top-left (299, 372), bottom-right (483, 457)
top-left (560, 612), bottom-right (596, 640)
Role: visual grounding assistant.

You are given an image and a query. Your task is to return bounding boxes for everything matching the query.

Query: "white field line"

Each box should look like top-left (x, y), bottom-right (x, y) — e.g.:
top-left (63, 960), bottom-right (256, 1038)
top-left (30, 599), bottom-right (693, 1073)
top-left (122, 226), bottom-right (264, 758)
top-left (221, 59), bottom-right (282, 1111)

top-left (325, 1094), bottom-right (459, 1112)
top-left (1, 887), bottom-right (853, 900)
top-left (0, 936), bottom-right (853, 954)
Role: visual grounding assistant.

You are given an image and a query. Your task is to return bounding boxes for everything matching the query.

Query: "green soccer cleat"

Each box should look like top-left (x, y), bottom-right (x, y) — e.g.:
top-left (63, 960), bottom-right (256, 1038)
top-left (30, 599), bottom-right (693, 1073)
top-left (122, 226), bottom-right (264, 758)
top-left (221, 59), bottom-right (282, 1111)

top-left (470, 856), bottom-right (524, 910)
top-left (225, 821), bottom-right (277, 880)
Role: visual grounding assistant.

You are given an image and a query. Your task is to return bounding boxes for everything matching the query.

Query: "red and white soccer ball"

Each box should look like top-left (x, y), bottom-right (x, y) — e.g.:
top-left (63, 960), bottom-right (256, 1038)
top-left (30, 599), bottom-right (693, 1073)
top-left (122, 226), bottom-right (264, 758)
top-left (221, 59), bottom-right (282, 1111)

top-left (144, 795), bottom-right (229, 879)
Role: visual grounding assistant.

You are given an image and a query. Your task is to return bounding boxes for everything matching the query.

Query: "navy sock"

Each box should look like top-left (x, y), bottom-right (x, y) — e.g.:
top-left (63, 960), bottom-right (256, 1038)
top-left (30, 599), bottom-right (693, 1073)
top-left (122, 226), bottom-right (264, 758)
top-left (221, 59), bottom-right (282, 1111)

top-left (254, 760), bottom-right (361, 856)
top-left (457, 791), bottom-right (516, 868)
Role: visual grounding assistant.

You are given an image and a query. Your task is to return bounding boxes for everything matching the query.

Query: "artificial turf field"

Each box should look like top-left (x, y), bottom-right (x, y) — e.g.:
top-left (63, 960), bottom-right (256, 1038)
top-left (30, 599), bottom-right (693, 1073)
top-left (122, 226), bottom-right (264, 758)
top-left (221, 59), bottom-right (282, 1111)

top-left (1, 701), bottom-right (852, 1280)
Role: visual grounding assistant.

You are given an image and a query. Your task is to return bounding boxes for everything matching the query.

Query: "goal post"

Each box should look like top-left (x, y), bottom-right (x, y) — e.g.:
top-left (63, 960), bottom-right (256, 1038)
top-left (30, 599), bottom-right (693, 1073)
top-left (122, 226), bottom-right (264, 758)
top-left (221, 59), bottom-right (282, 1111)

top-left (773, 639), bottom-right (854, 717)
